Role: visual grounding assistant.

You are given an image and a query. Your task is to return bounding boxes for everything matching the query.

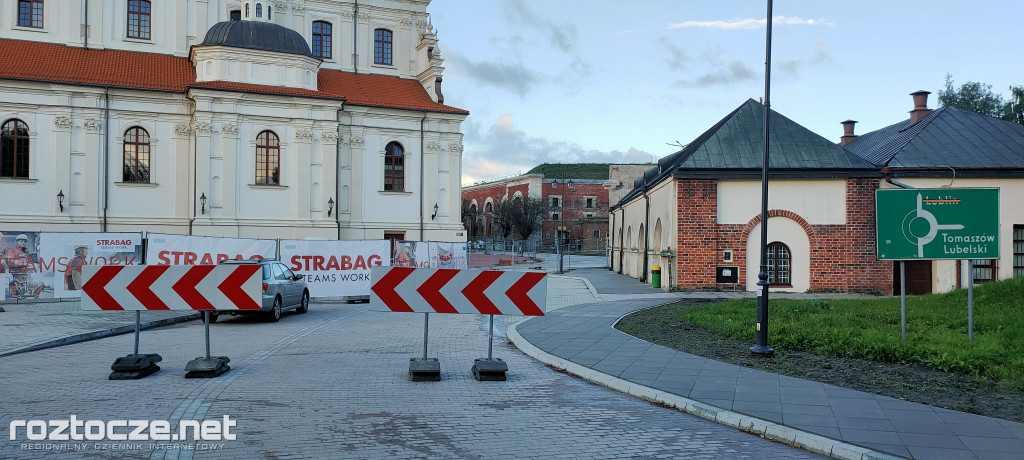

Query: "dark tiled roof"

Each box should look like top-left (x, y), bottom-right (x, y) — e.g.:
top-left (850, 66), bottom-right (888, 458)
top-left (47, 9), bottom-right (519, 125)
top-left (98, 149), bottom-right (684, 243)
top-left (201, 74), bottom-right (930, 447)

top-left (200, 20), bottom-right (314, 58)
top-left (0, 38), bottom-right (468, 115)
top-left (679, 99), bottom-right (875, 171)
top-left (846, 106), bottom-right (1024, 169)
top-left (527, 163), bottom-right (612, 180)
top-left (614, 99), bottom-right (876, 207)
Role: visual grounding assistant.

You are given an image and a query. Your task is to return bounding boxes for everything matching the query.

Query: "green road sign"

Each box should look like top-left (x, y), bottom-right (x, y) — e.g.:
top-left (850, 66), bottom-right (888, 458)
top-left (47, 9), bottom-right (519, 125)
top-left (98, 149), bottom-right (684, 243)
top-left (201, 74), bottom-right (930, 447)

top-left (876, 188), bottom-right (999, 260)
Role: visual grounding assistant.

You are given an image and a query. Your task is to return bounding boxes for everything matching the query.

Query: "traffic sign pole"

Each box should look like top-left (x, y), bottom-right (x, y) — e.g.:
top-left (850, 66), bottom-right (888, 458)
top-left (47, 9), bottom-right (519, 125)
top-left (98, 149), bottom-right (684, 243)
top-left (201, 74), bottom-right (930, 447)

top-left (900, 261), bottom-right (906, 341)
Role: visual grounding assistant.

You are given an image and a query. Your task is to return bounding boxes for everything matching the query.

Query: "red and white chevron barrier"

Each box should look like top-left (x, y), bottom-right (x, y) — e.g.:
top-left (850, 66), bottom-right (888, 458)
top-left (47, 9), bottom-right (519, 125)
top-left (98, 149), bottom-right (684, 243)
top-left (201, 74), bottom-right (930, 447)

top-left (81, 265), bottom-right (262, 311)
top-left (370, 267), bottom-right (547, 316)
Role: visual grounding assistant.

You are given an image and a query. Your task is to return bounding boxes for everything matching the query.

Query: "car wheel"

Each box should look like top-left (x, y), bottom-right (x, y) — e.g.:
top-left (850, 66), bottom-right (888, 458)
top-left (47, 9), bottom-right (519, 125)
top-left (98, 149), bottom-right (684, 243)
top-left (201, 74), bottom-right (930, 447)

top-left (207, 312), bottom-right (219, 323)
top-left (268, 297), bottom-right (282, 322)
top-left (297, 291), bottom-right (309, 314)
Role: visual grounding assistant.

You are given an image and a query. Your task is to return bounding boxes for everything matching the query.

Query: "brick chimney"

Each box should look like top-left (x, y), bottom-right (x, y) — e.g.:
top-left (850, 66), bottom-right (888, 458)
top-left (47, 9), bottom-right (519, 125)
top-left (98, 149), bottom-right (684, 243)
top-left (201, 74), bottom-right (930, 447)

top-left (909, 90), bottom-right (932, 123)
top-left (840, 120), bottom-right (858, 145)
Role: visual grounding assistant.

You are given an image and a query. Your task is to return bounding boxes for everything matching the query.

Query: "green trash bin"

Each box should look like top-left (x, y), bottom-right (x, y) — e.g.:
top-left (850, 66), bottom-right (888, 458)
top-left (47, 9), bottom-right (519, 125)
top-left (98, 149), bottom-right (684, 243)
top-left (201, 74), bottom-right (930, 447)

top-left (651, 265), bottom-right (661, 288)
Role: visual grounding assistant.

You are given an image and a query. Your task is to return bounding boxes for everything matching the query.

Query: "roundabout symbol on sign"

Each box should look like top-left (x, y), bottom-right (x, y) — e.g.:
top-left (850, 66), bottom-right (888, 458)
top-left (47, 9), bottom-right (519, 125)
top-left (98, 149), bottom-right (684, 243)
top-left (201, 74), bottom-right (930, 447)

top-left (901, 193), bottom-right (964, 258)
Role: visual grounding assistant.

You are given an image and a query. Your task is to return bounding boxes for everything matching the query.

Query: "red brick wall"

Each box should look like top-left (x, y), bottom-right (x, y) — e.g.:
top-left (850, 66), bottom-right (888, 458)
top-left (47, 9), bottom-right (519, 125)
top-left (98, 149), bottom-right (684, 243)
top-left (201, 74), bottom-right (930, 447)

top-left (674, 178), bottom-right (891, 294)
top-left (675, 180), bottom-right (720, 290)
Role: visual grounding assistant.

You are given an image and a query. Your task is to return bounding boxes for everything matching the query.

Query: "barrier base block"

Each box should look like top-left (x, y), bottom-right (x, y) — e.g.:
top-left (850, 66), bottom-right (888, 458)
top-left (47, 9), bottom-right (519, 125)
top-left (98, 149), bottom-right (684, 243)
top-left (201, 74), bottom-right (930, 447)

top-left (472, 358), bottom-right (507, 381)
top-left (409, 358), bottom-right (441, 381)
top-left (184, 356), bottom-right (230, 379)
top-left (109, 354), bottom-right (163, 380)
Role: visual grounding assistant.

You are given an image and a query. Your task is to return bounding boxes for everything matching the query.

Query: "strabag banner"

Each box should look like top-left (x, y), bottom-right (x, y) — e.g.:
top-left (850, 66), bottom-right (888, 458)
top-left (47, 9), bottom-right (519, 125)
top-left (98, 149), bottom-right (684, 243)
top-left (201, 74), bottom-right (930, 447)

top-left (40, 232), bottom-right (144, 298)
top-left (280, 239), bottom-right (391, 298)
top-left (145, 234), bottom-right (277, 265)
top-left (429, 241), bottom-right (468, 269)
top-left (393, 241), bottom-right (468, 269)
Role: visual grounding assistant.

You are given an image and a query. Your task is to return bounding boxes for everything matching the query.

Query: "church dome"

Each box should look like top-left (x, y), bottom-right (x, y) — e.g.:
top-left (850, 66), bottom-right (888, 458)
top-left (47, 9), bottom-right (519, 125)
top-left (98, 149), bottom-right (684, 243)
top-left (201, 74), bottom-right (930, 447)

top-left (200, 21), bottom-right (314, 58)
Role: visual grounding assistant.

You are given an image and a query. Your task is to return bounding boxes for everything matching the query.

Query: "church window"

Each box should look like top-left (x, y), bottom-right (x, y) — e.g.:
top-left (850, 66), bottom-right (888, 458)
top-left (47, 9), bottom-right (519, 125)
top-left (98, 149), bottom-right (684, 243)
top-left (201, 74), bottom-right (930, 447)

top-left (255, 3), bottom-right (262, 18)
top-left (245, 4), bottom-right (249, 18)
top-left (374, 29), bottom-right (393, 65)
top-left (127, 0), bottom-right (151, 40)
top-left (383, 141), bottom-right (404, 191)
top-left (267, 6), bottom-right (271, 20)
top-left (767, 242), bottom-right (792, 286)
top-left (122, 127), bottom-right (150, 183)
top-left (256, 131), bottom-right (281, 185)
top-left (17, 0), bottom-right (44, 28)
top-left (1, 119), bottom-right (30, 179)
top-left (312, 21), bottom-right (332, 59)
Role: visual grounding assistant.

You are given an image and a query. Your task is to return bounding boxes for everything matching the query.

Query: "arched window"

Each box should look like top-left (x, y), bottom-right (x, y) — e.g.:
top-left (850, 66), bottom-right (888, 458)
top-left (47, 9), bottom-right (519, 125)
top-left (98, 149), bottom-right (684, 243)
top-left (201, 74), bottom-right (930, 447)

top-left (383, 141), bottom-right (404, 191)
top-left (127, 0), bottom-right (151, 39)
top-left (244, 4), bottom-right (249, 18)
top-left (255, 130), bottom-right (280, 185)
top-left (267, 5), bottom-right (271, 20)
top-left (767, 242), bottom-right (792, 286)
top-left (122, 127), bottom-right (150, 183)
top-left (1, 119), bottom-right (30, 179)
top-left (255, 3), bottom-right (262, 18)
top-left (312, 21), bottom-right (332, 59)
top-left (484, 202), bottom-right (492, 213)
top-left (374, 28), bottom-right (393, 65)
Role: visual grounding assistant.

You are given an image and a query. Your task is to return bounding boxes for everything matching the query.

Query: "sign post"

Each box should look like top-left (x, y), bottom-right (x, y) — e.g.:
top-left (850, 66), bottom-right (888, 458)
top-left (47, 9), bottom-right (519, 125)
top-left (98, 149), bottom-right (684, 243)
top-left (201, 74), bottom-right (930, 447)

top-left (876, 188), bottom-right (999, 341)
top-left (370, 267), bottom-right (547, 381)
top-left (82, 264), bottom-right (261, 378)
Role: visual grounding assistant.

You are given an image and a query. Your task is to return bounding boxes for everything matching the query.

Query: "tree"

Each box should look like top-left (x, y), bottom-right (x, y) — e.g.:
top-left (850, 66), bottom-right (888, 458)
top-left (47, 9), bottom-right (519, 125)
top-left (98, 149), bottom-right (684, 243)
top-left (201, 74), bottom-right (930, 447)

top-left (512, 196), bottom-right (546, 241)
top-left (938, 74), bottom-right (1024, 125)
top-left (492, 198), bottom-right (516, 239)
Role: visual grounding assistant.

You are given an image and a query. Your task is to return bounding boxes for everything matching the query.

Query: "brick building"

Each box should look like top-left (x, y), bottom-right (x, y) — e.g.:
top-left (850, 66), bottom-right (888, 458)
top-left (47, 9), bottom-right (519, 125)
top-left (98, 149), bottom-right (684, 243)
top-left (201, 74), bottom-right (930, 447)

top-left (611, 94), bottom-right (1024, 294)
top-left (461, 164), bottom-right (613, 251)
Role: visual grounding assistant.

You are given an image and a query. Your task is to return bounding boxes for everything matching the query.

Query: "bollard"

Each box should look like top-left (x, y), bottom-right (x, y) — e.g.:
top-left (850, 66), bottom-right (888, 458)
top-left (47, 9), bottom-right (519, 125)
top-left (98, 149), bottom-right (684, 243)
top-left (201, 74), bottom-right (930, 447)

top-left (651, 265), bottom-right (661, 288)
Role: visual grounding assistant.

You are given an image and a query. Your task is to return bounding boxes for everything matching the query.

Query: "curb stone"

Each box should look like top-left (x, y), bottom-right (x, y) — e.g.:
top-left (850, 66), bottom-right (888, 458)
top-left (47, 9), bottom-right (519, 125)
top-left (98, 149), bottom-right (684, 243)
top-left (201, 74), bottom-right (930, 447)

top-left (507, 321), bottom-right (902, 460)
top-left (0, 313), bottom-right (201, 357)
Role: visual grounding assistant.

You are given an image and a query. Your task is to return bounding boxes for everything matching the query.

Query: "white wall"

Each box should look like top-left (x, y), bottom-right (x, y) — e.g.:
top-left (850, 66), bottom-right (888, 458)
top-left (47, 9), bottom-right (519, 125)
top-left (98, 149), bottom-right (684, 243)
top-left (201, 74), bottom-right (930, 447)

top-left (719, 180), bottom-right (846, 225)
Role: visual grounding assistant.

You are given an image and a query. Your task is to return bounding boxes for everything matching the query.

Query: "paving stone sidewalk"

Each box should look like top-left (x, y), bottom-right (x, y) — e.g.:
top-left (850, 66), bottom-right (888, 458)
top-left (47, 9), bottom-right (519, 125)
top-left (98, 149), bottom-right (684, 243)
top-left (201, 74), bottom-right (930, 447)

top-left (510, 268), bottom-right (1024, 460)
top-left (0, 300), bottom-right (199, 356)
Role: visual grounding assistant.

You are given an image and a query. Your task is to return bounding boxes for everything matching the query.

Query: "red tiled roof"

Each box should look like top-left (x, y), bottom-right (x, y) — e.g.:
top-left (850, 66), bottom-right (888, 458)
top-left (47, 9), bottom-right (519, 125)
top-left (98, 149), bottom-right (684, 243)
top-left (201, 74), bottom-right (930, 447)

top-left (318, 70), bottom-right (468, 114)
top-left (0, 38), bottom-right (468, 115)
top-left (0, 39), bottom-right (193, 91)
top-left (190, 80), bottom-right (342, 100)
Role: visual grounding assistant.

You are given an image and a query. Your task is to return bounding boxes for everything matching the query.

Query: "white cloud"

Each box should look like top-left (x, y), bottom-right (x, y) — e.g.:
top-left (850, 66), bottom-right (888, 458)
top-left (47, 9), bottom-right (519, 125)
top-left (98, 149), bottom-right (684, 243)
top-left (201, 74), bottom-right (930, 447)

top-left (668, 16), bottom-right (834, 30)
top-left (461, 114), bottom-right (653, 184)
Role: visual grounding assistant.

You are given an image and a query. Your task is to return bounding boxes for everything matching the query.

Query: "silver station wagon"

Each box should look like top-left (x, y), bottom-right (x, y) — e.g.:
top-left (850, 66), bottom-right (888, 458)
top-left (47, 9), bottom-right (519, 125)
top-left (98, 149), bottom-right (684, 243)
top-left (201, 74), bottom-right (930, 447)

top-left (211, 259), bottom-right (309, 322)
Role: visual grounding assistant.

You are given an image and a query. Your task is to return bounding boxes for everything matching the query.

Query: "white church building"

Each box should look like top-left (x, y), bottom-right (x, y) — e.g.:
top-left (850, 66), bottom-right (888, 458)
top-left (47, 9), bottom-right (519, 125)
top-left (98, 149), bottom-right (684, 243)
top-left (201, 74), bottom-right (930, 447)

top-left (0, 0), bottom-right (468, 243)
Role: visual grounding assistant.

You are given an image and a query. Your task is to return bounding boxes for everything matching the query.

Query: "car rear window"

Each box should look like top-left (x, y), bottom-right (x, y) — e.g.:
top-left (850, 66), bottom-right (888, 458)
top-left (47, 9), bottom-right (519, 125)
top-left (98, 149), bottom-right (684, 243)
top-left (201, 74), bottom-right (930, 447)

top-left (262, 264), bottom-right (272, 280)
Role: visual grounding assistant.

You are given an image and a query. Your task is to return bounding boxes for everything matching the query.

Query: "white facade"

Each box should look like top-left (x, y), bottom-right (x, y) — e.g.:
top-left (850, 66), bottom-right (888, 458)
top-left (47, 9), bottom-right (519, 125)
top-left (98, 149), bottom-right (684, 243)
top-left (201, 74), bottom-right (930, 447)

top-left (0, 0), bottom-right (467, 242)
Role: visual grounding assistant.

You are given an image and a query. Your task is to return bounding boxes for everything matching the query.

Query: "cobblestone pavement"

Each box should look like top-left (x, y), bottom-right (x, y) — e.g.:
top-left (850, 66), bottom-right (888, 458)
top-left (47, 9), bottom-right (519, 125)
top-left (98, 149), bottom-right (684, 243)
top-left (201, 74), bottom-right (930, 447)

top-left (0, 292), bottom-right (820, 459)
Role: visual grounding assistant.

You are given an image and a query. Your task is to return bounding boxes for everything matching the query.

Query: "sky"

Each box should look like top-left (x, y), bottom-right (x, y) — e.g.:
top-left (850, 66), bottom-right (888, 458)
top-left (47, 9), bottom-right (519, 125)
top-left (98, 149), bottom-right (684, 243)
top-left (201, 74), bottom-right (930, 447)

top-left (426, 0), bottom-right (1024, 185)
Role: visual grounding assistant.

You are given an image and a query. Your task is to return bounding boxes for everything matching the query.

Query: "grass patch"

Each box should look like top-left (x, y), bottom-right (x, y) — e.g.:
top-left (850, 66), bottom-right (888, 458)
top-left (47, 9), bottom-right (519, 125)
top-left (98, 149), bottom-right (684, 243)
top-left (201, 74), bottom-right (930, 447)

top-left (679, 276), bottom-right (1024, 388)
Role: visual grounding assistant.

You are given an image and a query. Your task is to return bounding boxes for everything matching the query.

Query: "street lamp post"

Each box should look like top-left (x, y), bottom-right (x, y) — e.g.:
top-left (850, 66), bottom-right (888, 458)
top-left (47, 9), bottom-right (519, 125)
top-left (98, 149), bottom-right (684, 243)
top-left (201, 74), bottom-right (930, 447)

top-left (552, 177), bottom-right (573, 274)
top-left (751, 0), bottom-right (775, 357)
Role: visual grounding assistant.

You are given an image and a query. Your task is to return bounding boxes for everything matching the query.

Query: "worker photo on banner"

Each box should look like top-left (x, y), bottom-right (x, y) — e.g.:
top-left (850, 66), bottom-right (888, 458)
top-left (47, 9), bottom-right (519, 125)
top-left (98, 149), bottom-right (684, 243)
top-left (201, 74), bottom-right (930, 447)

top-left (0, 231), bottom-right (50, 301)
top-left (395, 241), bottom-right (430, 268)
top-left (39, 232), bottom-right (144, 299)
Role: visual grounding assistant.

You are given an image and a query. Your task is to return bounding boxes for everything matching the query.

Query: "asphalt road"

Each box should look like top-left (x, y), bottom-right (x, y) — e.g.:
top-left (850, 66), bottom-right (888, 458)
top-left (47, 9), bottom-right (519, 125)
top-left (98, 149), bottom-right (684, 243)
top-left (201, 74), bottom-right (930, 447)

top-left (0, 300), bottom-right (820, 459)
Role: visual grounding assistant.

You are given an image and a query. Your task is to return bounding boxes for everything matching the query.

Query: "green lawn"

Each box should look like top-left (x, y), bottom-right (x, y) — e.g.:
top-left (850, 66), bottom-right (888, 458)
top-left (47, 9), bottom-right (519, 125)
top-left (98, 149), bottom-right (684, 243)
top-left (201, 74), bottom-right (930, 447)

top-left (680, 276), bottom-right (1024, 388)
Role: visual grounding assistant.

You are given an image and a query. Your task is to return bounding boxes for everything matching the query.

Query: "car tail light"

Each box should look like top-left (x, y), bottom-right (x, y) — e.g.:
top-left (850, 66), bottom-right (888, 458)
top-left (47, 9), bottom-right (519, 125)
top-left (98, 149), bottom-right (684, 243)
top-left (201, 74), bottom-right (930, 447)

top-left (262, 283), bottom-right (268, 293)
